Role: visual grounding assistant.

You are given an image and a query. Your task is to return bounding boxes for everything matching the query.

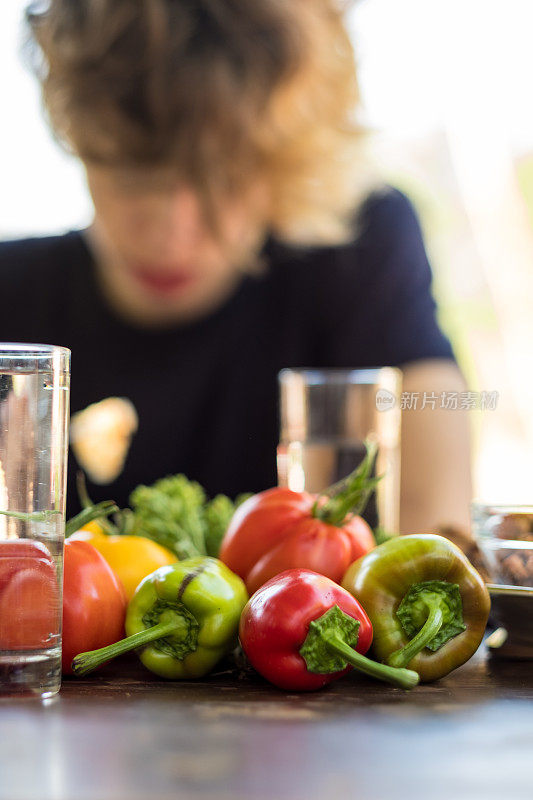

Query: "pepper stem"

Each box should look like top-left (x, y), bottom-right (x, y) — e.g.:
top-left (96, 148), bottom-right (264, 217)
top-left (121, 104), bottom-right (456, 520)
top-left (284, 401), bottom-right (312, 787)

top-left (0, 509), bottom-right (60, 523)
top-left (386, 580), bottom-right (467, 668)
top-left (71, 619), bottom-right (180, 676)
top-left (0, 502), bottom-right (118, 537)
top-left (299, 605), bottom-right (419, 690)
top-left (387, 604), bottom-right (444, 668)
top-left (65, 501), bottom-right (119, 538)
top-left (76, 471), bottom-right (119, 534)
top-left (323, 633), bottom-right (419, 689)
top-left (312, 440), bottom-right (381, 527)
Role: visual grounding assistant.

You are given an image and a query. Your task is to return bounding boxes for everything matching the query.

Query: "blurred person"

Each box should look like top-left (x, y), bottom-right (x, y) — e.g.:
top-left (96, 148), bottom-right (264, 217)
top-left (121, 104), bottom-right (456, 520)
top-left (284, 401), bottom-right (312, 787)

top-left (0, 0), bottom-right (471, 533)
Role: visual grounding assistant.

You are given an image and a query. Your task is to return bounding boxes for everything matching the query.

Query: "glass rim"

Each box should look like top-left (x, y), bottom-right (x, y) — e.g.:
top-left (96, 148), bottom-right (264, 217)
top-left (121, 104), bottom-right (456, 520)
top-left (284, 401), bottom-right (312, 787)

top-left (486, 583), bottom-right (533, 597)
top-left (278, 367), bottom-right (400, 386)
top-left (472, 501), bottom-right (533, 514)
top-left (0, 342), bottom-right (71, 359)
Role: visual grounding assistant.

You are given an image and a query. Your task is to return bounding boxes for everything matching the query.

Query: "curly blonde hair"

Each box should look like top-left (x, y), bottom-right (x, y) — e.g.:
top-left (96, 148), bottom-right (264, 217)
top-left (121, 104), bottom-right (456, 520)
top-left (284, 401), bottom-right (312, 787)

top-left (27, 0), bottom-right (371, 245)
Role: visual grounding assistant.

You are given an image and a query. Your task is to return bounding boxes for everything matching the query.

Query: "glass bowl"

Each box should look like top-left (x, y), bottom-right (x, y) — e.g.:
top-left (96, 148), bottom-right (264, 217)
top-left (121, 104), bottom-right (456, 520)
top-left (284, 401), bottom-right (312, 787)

top-left (472, 503), bottom-right (533, 659)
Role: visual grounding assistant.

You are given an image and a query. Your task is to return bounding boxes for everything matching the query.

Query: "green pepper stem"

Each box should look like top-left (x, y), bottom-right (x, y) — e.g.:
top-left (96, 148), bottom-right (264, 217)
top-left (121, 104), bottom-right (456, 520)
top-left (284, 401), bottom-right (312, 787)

top-left (312, 440), bottom-right (381, 527)
top-left (65, 501), bottom-right (120, 538)
top-left (71, 619), bottom-right (179, 676)
top-left (299, 606), bottom-right (419, 690)
top-left (387, 604), bottom-right (444, 669)
top-left (323, 634), bottom-right (419, 690)
top-left (0, 503), bottom-right (118, 538)
top-left (0, 509), bottom-right (60, 523)
top-left (76, 471), bottom-right (119, 535)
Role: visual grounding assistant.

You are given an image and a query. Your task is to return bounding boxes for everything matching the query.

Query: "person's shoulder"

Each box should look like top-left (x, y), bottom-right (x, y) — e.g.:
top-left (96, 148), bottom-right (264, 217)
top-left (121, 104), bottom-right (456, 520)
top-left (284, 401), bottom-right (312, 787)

top-left (263, 185), bottom-right (424, 295)
top-left (0, 231), bottom-right (85, 296)
top-left (267, 186), bottom-right (420, 262)
top-left (0, 230), bottom-right (82, 268)
top-left (0, 231), bottom-right (91, 340)
top-left (359, 184), bottom-right (414, 216)
top-left (355, 185), bottom-right (422, 245)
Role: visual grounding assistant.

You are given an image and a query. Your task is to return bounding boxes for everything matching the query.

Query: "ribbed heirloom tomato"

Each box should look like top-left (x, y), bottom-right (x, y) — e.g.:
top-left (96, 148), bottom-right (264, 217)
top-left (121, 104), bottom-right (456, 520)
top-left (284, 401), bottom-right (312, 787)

top-left (220, 446), bottom-right (378, 594)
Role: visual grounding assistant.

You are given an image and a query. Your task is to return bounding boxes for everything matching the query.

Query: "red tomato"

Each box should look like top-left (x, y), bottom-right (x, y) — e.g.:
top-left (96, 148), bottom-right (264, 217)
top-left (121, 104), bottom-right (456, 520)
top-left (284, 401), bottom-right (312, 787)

top-left (62, 540), bottom-right (127, 674)
top-left (220, 487), bottom-right (375, 594)
top-left (220, 488), bottom-right (313, 578)
top-left (0, 540), bottom-right (59, 650)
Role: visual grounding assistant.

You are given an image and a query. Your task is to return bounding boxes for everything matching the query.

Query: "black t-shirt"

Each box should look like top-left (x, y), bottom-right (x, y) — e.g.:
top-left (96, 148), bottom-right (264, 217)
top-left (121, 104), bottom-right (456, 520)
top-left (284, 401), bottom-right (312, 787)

top-left (0, 188), bottom-right (453, 516)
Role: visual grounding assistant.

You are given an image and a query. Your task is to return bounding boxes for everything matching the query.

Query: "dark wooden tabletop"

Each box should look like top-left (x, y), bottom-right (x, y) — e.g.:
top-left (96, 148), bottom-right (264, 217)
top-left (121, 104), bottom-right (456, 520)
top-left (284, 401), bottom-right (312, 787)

top-left (1, 647), bottom-right (532, 800)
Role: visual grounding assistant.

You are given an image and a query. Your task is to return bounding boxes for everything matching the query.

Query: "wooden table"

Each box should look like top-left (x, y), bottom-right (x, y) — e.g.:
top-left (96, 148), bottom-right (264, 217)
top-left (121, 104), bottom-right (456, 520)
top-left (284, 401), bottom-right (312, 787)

top-left (1, 648), bottom-right (532, 800)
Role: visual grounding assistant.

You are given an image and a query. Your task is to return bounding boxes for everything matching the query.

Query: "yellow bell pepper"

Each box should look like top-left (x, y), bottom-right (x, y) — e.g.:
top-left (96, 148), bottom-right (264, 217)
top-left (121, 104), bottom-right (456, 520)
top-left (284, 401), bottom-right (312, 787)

top-left (69, 530), bottom-right (177, 600)
top-left (79, 520), bottom-right (106, 536)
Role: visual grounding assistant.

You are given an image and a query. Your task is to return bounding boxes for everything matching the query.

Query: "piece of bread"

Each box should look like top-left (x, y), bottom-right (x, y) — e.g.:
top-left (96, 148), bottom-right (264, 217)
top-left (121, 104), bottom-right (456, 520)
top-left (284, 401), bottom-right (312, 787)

top-left (70, 397), bottom-right (138, 484)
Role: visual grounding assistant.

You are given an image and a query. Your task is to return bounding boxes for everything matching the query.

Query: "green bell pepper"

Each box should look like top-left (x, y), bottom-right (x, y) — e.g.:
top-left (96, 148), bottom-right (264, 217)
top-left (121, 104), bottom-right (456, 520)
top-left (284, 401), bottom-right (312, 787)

top-left (342, 534), bottom-right (491, 682)
top-left (72, 557), bottom-right (248, 679)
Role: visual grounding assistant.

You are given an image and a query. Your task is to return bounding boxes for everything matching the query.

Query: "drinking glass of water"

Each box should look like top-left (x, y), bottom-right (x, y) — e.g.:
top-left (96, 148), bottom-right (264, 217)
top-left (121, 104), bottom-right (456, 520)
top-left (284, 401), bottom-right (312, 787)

top-left (0, 343), bottom-right (70, 698)
top-left (277, 368), bottom-right (401, 533)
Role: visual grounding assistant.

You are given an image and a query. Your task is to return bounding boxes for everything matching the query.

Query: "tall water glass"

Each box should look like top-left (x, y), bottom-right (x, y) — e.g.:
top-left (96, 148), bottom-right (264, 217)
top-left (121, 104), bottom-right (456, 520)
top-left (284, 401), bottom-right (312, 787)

top-left (277, 368), bottom-right (402, 533)
top-left (0, 344), bottom-right (70, 698)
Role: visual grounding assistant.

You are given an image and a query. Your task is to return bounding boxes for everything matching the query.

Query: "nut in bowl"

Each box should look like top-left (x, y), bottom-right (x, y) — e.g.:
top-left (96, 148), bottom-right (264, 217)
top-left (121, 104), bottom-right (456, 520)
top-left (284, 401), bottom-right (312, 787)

top-left (472, 503), bottom-right (533, 659)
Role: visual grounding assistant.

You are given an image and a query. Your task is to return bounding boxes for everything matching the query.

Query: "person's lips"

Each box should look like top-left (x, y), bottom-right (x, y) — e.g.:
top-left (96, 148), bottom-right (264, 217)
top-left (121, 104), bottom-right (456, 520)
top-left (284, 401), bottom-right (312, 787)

top-left (129, 266), bottom-right (196, 296)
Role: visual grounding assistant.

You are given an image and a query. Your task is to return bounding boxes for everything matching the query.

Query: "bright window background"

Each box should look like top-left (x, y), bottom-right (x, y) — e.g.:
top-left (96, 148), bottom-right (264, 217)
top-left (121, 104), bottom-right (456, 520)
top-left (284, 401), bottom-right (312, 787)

top-left (0, 0), bottom-right (93, 235)
top-left (1, 0), bottom-right (532, 502)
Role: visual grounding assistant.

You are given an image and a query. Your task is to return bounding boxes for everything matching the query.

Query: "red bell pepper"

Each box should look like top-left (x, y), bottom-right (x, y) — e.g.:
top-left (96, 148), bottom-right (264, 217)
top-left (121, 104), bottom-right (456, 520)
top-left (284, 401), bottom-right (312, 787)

top-left (239, 569), bottom-right (419, 691)
top-left (62, 539), bottom-right (127, 674)
top-left (0, 540), bottom-right (60, 650)
top-left (220, 444), bottom-right (378, 594)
